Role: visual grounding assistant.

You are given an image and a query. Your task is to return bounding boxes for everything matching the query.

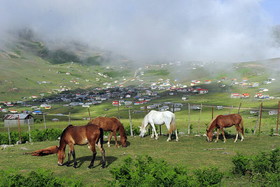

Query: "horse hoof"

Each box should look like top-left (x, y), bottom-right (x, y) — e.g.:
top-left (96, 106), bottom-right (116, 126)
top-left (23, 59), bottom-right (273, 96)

top-left (88, 165), bottom-right (93, 169)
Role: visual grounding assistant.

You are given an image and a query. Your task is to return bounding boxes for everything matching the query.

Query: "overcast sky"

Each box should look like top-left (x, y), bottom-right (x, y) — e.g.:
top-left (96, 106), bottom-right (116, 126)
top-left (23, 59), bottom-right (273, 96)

top-left (1, 0), bottom-right (279, 63)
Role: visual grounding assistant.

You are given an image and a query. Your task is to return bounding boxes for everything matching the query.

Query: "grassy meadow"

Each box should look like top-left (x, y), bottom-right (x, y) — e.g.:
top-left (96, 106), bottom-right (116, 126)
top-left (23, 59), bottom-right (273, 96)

top-left (1, 40), bottom-right (280, 185)
top-left (0, 134), bottom-right (279, 186)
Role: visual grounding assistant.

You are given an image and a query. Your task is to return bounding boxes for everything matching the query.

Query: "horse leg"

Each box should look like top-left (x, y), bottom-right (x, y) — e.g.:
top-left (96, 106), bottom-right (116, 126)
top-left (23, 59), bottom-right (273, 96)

top-left (221, 128), bottom-right (226, 143)
top-left (72, 150), bottom-right (77, 168)
top-left (150, 127), bottom-right (155, 138)
top-left (175, 129), bottom-right (179, 141)
top-left (240, 131), bottom-right (244, 142)
top-left (235, 125), bottom-right (244, 142)
top-left (167, 133), bottom-right (171, 142)
top-left (113, 131), bottom-right (120, 148)
top-left (215, 129), bottom-right (220, 142)
top-left (68, 144), bottom-right (77, 168)
top-left (107, 132), bottom-right (113, 147)
top-left (88, 144), bottom-right (97, 169)
top-left (97, 141), bottom-right (106, 168)
top-left (150, 123), bottom-right (158, 139)
top-left (67, 151), bottom-right (71, 166)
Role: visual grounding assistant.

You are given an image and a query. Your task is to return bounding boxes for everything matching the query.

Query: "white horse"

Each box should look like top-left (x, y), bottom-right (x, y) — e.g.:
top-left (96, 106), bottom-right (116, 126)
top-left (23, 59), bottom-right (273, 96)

top-left (139, 110), bottom-right (178, 141)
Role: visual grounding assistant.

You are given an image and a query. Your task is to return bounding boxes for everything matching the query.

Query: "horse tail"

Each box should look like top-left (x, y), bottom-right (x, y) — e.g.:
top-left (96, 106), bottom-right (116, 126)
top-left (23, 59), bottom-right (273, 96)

top-left (168, 114), bottom-right (176, 134)
top-left (97, 128), bottom-right (104, 147)
top-left (239, 116), bottom-right (244, 135)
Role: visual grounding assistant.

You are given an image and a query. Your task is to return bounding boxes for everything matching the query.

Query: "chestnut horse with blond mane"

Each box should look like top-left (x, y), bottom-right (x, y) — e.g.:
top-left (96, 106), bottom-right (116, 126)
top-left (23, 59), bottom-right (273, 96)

top-left (57, 124), bottom-right (106, 168)
top-left (88, 117), bottom-right (127, 147)
top-left (206, 114), bottom-right (244, 143)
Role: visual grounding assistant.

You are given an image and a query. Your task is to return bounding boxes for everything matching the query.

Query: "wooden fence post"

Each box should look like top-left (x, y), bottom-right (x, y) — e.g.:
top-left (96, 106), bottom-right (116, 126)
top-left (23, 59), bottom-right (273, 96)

top-left (198, 103), bottom-right (202, 134)
top-left (88, 108), bottom-right (91, 120)
top-left (276, 101), bottom-right (280, 135)
top-left (118, 99), bottom-right (120, 119)
top-left (258, 102), bottom-right (263, 135)
top-left (43, 113), bottom-right (47, 129)
top-left (17, 115), bottom-right (22, 143)
top-left (28, 119), bottom-right (32, 142)
top-left (238, 103), bottom-right (242, 114)
top-left (187, 103), bottom-right (191, 134)
top-left (68, 112), bottom-right (71, 125)
top-left (253, 102), bottom-right (263, 135)
top-left (128, 109), bottom-right (134, 136)
top-left (7, 126), bottom-right (11, 145)
top-left (211, 106), bottom-right (214, 119)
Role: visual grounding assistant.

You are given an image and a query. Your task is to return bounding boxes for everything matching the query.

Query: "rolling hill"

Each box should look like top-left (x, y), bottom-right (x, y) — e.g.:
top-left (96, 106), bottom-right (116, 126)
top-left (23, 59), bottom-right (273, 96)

top-left (1, 30), bottom-right (280, 103)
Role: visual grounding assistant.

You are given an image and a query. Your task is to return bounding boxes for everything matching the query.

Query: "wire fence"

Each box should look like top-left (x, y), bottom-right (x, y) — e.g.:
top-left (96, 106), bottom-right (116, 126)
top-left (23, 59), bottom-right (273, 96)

top-left (0, 101), bottom-right (279, 144)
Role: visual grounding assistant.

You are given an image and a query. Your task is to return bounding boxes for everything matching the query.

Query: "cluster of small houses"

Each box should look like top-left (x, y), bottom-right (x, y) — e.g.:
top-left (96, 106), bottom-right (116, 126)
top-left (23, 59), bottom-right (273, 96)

top-left (1, 75), bottom-right (279, 127)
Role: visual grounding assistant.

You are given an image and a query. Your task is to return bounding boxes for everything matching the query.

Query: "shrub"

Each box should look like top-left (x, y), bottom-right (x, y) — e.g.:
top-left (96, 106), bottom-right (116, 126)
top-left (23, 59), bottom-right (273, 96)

top-left (0, 128), bottom-right (62, 144)
top-left (232, 153), bottom-right (251, 175)
top-left (124, 125), bottom-right (140, 136)
top-left (194, 167), bottom-right (224, 187)
top-left (109, 155), bottom-right (223, 187)
top-left (232, 148), bottom-right (280, 185)
top-left (0, 169), bottom-right (82, 187)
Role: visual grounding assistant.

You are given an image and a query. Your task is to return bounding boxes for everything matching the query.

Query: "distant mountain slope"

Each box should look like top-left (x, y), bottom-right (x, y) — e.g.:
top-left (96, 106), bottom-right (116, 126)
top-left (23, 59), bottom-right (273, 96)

top-left (0, 32), bottom-right (135, 101)
top-left (1, 29), bottom-right (279, 101)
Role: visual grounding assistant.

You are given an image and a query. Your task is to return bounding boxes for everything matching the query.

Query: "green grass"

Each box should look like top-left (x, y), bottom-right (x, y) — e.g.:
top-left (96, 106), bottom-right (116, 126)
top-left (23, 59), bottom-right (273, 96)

top-left (0, 134), bottom-right (279, 186)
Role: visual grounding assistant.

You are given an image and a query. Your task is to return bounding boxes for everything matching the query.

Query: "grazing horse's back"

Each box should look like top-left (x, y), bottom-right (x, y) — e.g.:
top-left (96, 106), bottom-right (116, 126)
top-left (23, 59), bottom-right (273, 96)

top-left (207, 114), bottom-right (244, 142)
top-left (140, 110), bottom-right (178, 141)
top-left (57, 124), bottom-right (105, 168)
top-left (60, 125), bottom-right (101, 145)
top-left (88, 117), bottom-right (127, 147)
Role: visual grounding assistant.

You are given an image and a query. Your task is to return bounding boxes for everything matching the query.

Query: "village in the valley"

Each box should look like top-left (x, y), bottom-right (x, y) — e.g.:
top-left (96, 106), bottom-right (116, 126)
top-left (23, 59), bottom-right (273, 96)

top-left (1, 62), bottom-right (279, 126)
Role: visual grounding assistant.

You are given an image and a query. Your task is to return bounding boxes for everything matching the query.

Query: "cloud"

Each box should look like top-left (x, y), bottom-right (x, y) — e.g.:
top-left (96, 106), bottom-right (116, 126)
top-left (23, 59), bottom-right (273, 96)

top-left (0, 0), bottom-right (279, 63)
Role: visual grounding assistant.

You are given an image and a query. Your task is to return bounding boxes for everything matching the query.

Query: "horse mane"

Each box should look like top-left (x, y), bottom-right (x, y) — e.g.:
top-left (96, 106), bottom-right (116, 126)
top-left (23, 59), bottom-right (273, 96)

top-left (118, 124), bottom-right (127, 139)
top-left (59, 125), bottom-right (73, 141)
top-left (207, 117), bottom-right (217, 131)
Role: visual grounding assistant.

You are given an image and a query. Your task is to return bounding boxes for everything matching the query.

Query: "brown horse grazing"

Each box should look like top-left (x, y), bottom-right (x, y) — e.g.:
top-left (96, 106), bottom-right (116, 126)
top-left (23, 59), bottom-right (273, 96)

top-left (88, 117), bottom-right (127, 147)
top-left (206, 114), bottom-right (244, 143)
top-left (57, 124), bottom-right (106, 168)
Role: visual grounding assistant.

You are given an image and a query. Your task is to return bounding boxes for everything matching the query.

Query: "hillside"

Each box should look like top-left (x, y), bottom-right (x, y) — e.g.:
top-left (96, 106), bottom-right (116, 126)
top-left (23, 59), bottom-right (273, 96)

top-left (1, 30), bottom-right (280, 103)
top-left (0, 32), bottom-right (137, 101)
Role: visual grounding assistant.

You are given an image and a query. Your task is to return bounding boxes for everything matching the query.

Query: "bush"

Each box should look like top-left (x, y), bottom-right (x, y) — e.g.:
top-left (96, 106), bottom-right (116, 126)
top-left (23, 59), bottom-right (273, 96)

top-left (124, 125), bottom-right (140, 136)
top-left (0, 169), bottom-right (82, 187)
top-left (109, 155), bottom-right (223, 187)
top-left (194, 167), bottom-right (223, 187)
top-left (232, 153), bottom-right (251, 175)
top-left (0, 128), bottom-right (62, 144)
top-left (232, 148), bottom-right (280, 185)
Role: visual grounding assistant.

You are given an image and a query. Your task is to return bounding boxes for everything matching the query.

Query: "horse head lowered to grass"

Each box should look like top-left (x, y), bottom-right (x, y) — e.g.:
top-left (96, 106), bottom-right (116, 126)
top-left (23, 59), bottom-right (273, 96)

top-left (87, 117), bottom-right (127, 147)
top-left (57, 123), bottom-right (106, 168)
top-left (206, 114), bottom-right (244, 143)
top-left (139, 110), bottom-right (178, 141)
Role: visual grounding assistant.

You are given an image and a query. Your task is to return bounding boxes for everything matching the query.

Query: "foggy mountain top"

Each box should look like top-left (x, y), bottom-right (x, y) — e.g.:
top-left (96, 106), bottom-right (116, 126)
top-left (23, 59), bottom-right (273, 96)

top-left (1, 0), bottom-right (280, 64)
